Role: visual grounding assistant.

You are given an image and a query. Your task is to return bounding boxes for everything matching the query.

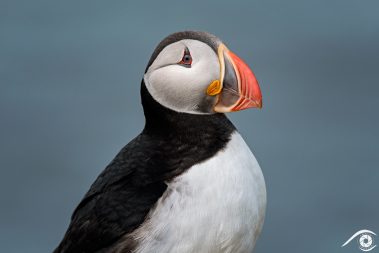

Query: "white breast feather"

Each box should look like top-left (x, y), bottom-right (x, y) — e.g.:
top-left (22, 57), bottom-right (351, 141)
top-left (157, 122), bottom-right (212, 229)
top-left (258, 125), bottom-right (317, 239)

top-left (133, 132), bottom-right (266, 253)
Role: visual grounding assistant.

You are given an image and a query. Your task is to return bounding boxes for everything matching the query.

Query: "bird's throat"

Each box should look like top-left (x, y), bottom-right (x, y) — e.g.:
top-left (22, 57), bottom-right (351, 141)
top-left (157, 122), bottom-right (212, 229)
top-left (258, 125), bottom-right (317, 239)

top-left (140, 80), bottom-right (235, 139)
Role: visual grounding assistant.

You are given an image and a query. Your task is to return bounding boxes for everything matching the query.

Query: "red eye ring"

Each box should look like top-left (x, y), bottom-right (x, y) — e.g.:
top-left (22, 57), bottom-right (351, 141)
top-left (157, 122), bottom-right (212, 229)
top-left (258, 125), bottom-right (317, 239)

top-left (178, 48), bottom-right (192, 66)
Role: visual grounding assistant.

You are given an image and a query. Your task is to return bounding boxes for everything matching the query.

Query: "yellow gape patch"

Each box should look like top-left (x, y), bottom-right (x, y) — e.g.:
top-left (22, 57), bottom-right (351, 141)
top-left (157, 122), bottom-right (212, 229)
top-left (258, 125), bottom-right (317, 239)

top-left (206, 80), bottom-right (222, 96)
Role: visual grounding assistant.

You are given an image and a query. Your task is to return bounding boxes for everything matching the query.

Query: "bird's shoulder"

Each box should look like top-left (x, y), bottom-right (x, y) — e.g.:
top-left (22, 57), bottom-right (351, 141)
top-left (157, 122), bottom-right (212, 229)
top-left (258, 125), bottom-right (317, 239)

top-left (55, 115), bottom-right (235, 253)
top-left (54, 133), bottom-right (168, 253)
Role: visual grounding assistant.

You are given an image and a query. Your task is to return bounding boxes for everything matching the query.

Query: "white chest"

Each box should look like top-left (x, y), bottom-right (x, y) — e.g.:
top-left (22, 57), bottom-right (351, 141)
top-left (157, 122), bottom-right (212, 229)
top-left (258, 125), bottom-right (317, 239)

top-left (133, 132), bottom-right (266, 253)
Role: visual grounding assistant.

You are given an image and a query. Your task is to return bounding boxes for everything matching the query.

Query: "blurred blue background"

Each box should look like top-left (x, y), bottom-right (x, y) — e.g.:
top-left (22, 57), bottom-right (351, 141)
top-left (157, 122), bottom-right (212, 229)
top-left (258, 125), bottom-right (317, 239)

top-left (1, 0), bottom-right (378, 252)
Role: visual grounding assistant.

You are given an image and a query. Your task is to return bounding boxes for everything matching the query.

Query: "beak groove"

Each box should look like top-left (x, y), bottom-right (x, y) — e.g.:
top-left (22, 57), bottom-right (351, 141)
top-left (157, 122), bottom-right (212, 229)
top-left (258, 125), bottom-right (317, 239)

top-left (213, 44), bottom-right (262, 112)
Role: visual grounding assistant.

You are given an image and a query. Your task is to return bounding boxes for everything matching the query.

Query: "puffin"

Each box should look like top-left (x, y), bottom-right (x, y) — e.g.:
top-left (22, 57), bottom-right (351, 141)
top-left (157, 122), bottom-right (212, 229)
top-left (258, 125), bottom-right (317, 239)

top-left (54, 31), bottom-right (266, 253)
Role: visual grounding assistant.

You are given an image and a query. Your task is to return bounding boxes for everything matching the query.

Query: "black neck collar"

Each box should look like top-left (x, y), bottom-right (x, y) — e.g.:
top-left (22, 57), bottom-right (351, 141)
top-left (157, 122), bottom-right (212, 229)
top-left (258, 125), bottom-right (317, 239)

top-left (140, 80), bottom-right (235, 137)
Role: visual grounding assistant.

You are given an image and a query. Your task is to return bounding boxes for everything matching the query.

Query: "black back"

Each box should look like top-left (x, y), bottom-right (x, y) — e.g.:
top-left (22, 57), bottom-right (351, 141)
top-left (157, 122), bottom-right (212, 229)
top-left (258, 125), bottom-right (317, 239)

top-left (53, 80), bottom-right (235, 253)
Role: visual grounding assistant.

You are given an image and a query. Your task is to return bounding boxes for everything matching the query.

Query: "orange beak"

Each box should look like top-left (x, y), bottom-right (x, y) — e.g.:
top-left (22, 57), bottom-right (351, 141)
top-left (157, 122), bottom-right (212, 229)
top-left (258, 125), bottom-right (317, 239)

top-left (213, 44), bottom-right (262, 112)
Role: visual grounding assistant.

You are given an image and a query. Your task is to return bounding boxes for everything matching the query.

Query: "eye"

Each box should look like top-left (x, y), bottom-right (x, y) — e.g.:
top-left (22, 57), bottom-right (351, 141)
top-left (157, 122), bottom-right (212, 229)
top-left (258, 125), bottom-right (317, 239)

top-left (341, 229), bottom-right (377, 251)
top-left (178, 48), bottom-right (192, 67)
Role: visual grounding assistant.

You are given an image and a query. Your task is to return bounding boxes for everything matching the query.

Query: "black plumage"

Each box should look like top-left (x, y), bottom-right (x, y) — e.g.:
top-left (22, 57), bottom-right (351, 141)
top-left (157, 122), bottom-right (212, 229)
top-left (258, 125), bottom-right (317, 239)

top-left (54, 76), bottom-right (235, 253)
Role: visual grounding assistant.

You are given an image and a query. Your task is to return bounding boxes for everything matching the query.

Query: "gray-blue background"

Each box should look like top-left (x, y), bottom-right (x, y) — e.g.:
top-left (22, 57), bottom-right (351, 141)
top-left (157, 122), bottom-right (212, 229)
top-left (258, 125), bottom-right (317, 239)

top-left (1, 0), bottom-right (378, 252)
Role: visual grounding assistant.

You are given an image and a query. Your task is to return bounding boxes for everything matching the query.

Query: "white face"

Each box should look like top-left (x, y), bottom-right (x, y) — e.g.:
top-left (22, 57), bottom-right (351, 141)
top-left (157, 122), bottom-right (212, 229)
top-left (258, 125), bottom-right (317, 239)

top-left (144, 39), bottom-right (220, 114)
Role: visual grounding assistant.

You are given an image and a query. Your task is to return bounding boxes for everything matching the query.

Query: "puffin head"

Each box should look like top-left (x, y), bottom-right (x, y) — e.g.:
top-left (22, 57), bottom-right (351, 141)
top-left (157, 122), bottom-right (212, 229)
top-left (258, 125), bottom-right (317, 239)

top-left (143, 31), bottom-right (262, 114)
